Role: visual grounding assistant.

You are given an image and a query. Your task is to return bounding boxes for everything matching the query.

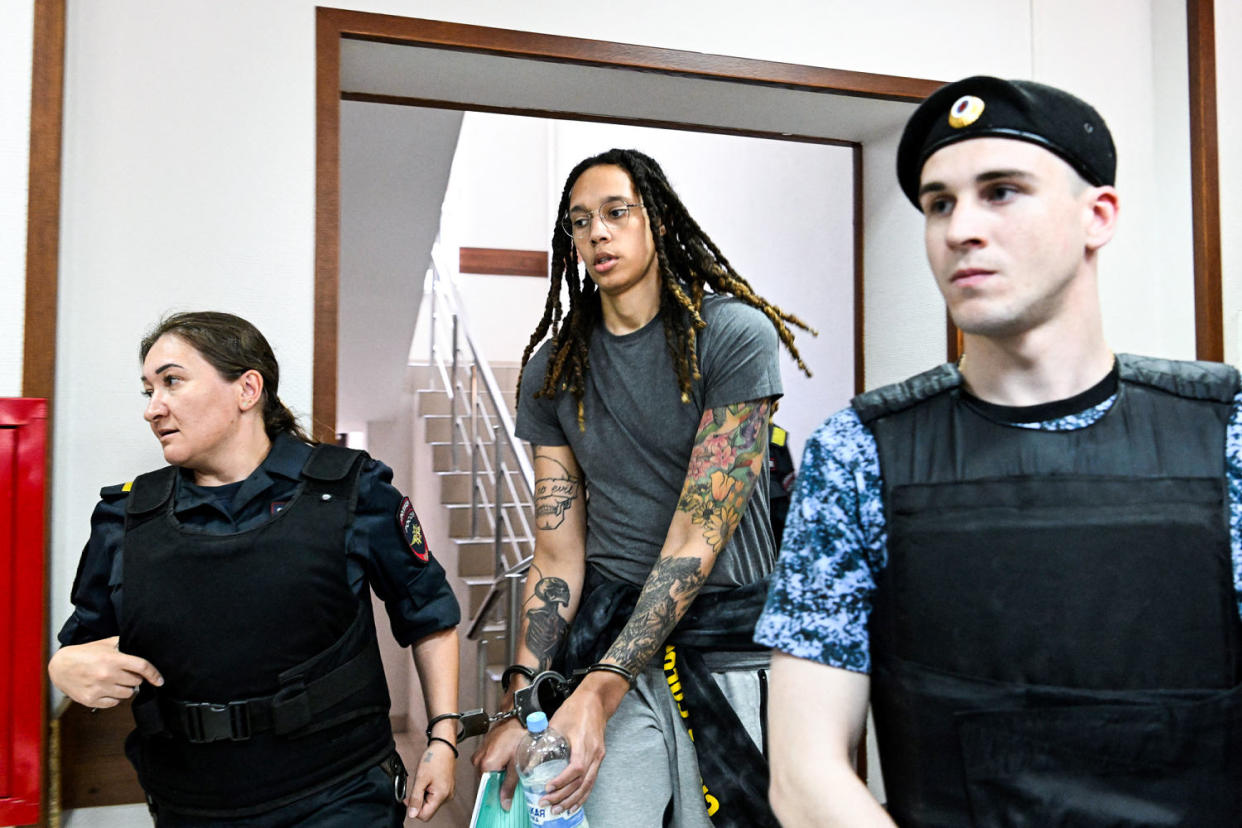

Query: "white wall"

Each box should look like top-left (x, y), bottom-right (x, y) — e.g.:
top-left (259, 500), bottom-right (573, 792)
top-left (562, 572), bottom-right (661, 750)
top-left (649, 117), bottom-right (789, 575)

top-left (1032, 0), bottom-right (1197, 359)
top-left (0, 0), bottom-right (34, 397)
top-left (435, 112), bottom-right (552, 373)
top-left (859, 125), bottom-right (947, 390)
top-left (337, 101), bottom-right (461, 434)
top-left (44, 0), bottom-right (1220, 684)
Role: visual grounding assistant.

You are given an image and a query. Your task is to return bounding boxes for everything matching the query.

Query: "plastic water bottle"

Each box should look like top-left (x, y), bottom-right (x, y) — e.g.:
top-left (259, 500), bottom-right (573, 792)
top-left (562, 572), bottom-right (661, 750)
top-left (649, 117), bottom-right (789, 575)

top-left (515, 712), bottom-right (589, 827)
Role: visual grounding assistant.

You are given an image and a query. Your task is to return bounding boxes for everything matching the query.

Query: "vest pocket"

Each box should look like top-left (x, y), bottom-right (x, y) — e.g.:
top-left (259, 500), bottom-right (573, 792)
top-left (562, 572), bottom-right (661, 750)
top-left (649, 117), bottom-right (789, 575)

top-left (956, 684), bottom-right (1242, 827)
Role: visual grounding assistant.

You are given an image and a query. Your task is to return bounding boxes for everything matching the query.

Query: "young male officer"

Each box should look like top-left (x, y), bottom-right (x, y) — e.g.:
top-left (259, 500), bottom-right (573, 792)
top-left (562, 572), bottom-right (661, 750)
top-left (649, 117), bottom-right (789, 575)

top-left (757, 76), bottom-right (1242, 826)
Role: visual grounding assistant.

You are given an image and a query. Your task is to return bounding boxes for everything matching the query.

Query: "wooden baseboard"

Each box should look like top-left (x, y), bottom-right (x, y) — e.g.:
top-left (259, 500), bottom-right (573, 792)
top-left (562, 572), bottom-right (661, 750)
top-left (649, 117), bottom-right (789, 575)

top-left (57, 700), bottom-right (145, 810)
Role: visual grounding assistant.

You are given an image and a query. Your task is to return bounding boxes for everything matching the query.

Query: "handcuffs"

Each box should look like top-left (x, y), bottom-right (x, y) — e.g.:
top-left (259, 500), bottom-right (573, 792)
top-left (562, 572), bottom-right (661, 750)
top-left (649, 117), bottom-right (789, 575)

top-left (435, 662), bottom-right (636, 742)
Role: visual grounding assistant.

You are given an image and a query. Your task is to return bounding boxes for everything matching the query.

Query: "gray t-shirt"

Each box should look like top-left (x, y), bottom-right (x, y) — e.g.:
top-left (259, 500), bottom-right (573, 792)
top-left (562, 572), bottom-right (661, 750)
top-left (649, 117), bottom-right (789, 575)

top-left (516, 294), bottom-right (783, 591)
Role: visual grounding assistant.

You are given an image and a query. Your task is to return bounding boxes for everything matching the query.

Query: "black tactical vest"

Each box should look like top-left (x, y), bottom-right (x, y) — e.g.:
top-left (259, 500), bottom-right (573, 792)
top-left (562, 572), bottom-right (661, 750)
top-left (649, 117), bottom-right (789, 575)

top-left (854, 354), bottom-right (1242, 827)
top-left (119, 444), bottom-right (393, 817)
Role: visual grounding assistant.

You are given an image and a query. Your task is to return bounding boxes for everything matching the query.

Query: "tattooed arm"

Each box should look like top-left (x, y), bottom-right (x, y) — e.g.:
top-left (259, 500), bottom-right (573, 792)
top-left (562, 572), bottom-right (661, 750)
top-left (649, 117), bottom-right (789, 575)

top-left (603, 398), bottom-right (772, 674)
top-left (540, 398), bottom-right (773, 813)
top-left (472, 443), bottom-right (587, 804)
top-left (521, 444), bottom-right (588, 672)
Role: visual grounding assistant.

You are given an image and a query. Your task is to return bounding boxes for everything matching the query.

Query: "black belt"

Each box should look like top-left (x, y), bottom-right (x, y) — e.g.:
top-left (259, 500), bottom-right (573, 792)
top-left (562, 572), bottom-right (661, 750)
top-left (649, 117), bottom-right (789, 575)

top-left (134, 629), bottom-right (384, 744)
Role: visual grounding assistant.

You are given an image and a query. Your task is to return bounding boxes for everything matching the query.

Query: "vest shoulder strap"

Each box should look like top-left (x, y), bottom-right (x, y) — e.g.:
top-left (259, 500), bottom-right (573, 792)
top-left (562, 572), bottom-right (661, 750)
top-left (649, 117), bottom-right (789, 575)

top-left (852, 363), bottom-right (962, 424)
top-left (1118, 354), bottom-right (1241, 403)
top-left (125, 466), bottom-right (178, 516)
top-left (301, 443), bottom-right (366, 482)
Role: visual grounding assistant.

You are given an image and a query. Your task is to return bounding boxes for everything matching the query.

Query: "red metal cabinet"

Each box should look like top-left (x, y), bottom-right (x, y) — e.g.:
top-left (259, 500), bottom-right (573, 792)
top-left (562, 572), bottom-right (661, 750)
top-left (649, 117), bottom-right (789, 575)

top-left (0, 399), bottom-right (48, 826)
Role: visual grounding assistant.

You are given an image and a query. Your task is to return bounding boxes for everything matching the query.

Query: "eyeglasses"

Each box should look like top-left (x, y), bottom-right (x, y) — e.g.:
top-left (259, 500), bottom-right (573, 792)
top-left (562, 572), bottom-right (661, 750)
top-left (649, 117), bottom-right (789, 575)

top-left (560, 200), bottom-right (644, 238)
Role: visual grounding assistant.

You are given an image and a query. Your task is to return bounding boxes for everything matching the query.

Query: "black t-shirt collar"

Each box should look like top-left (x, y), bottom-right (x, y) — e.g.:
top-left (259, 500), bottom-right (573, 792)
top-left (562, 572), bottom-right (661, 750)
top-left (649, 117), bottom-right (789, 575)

top-left (960, 359), bottom-right (1119, 424)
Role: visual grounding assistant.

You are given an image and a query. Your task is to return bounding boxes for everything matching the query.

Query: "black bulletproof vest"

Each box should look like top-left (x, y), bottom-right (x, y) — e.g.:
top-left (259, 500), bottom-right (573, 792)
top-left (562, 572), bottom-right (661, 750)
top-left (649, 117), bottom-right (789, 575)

top-left (854, 354), bottom-right (1242, 827)
top-left (119, 445), bottom-right (393, 817)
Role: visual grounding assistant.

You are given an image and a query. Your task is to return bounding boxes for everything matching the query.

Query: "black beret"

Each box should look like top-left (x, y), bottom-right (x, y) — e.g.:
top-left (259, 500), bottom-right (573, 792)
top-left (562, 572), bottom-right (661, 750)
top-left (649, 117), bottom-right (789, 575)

top-left (896, 75), bottom-right (1116, 208)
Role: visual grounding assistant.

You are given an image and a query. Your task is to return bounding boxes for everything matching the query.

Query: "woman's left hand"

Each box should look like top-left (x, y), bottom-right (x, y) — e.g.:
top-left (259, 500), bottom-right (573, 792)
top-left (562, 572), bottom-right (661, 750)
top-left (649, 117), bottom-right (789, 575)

top-left (405, 739), bottom-right (456, 821)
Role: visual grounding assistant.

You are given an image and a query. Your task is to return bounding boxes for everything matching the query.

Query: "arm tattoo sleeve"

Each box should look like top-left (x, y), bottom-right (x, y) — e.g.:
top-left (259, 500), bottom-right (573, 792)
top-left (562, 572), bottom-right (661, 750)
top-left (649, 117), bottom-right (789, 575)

top-left (604, 556), bottom-right (708, 674)
top-left (602, 399), bottom-right (771, 674)
top-left (523, 564), bottom-right (572, 672)
top-left (534, 454), bottom-right (581, 531)
top-left (677, 399), bottom-right (771, 554)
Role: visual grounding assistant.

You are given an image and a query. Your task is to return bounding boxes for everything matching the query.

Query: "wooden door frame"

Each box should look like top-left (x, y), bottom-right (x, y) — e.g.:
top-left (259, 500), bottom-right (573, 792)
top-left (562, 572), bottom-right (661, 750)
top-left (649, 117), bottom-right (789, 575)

top-left (1187, 0), bottom-right (1224, 362)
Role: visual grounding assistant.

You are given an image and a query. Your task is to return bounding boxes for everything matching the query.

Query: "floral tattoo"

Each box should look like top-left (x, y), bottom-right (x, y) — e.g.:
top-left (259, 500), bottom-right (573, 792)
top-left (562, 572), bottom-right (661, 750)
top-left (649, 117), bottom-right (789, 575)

top-left (676, 400), bottom-right (771, 554)
top-left (603, 399), bottom-right (771, 674)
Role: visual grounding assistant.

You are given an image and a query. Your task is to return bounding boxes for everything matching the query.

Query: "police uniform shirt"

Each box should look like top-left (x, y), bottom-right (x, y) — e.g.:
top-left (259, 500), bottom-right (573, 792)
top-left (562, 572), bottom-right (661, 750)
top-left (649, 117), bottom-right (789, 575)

top-left (58, 433), bottom-right (459, 649)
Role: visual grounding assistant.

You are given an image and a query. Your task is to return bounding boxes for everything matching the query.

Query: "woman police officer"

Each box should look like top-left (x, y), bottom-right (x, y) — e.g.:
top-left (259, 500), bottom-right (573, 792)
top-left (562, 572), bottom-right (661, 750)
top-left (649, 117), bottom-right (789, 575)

top-left (49, 311), bottom-right (461, 825)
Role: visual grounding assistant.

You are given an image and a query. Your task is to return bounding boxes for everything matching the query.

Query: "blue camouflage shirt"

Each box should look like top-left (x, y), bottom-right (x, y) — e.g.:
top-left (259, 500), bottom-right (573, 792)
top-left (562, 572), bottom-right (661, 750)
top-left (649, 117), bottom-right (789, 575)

top-left (755, 389), bottom-right (1242, 674)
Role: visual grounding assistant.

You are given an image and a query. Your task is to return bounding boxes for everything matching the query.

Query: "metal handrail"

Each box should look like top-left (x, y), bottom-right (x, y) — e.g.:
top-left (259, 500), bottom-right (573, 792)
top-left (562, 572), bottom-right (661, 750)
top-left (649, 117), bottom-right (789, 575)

top-left (424, 246), bottom-right (536, 703)
top-left (428, 256), bottom-right (535, 493)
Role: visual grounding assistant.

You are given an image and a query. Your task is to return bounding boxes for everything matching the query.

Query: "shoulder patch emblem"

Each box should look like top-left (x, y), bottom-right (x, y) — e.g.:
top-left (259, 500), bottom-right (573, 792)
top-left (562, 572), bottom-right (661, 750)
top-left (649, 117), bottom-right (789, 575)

top-left (397, 497), bottom-right (430, 563)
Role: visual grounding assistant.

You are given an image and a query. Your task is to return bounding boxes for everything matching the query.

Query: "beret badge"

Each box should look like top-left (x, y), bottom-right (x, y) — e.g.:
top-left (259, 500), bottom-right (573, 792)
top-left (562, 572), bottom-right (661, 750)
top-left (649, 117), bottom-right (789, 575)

top-left (948, 95), bottom-right (985, 129)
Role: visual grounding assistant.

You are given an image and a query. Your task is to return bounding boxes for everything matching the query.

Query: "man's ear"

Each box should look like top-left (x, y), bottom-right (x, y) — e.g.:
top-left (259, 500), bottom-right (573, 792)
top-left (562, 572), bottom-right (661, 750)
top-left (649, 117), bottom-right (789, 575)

top-left (1084, 186), bottom-right (1119, 252)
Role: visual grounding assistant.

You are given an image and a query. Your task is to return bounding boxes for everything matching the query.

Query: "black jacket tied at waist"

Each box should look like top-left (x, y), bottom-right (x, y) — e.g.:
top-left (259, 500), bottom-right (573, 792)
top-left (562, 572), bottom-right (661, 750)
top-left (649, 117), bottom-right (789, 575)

top-left (556, 566), bottom-right (775, 828)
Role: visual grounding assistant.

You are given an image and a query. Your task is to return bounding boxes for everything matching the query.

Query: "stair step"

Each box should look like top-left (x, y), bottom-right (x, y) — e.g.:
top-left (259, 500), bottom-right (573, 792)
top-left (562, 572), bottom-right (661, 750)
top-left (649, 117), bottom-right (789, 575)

top-left (446, 502), bottom-right (534, 539)
top-left (438, 470), bottom-right (531, 505)
top-left (406, 363), bottom-right (439, 390)
top-left (432, 443), bottom-right (534, 475)
top-left (463, 575), bottom-right (512, 618)
top-left (431, 441), bottom-right (468, 472)
top-left (424, 415), bottom-right (453, 443)
top-left (456, 537), bottom-right (534, 577)
top-left (416, 383), bottom-right (518, 415)
top-left (456, 539), bottom-right (500, 577)
top-left (425, 419), bottom-right (518, 456)
top-left (417, 389), bottom-right (453, 416)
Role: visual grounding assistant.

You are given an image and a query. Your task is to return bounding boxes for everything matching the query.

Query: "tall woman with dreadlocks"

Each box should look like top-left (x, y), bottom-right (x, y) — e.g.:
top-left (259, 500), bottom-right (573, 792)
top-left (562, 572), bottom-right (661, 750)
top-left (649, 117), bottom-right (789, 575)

top-left (473, 149), bottom-right (812, 827)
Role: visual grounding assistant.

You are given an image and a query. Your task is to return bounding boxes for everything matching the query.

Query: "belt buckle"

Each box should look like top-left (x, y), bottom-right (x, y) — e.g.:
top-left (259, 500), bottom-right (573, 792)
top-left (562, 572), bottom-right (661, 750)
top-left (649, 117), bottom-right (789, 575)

top-left (181, 700), bottom-right (251, 743)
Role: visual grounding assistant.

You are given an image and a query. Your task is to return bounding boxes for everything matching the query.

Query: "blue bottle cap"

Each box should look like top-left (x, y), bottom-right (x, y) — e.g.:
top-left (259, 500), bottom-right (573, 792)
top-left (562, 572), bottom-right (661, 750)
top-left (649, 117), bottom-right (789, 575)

top-left (526, 711), bottom-right (548, 733)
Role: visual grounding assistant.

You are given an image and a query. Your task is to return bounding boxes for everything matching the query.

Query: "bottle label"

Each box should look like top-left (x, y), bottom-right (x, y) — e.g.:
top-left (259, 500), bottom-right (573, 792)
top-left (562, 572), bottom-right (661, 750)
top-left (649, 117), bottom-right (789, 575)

top-left (523, 789), bottom-right (586, 827)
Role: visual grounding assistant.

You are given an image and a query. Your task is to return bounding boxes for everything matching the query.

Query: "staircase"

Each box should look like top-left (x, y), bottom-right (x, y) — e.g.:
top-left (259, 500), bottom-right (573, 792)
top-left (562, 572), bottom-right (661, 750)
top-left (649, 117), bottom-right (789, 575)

top-left (416, 366), bottom-right (530, 596)
top-left (409, 352), bottom-right (536, 716)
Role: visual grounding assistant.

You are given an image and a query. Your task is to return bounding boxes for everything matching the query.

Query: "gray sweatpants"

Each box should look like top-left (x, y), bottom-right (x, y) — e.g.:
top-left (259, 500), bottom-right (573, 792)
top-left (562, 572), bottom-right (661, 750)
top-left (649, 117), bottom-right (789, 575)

top-left (584, 662), bottom-right (766, 827)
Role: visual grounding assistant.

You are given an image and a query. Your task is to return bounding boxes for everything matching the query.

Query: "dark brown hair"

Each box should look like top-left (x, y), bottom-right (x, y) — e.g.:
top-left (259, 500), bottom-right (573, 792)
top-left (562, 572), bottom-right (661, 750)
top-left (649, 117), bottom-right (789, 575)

top-left (519, 148), bottom-right (814, 428)
top-left (140, 311), bottom-right (314, 444)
